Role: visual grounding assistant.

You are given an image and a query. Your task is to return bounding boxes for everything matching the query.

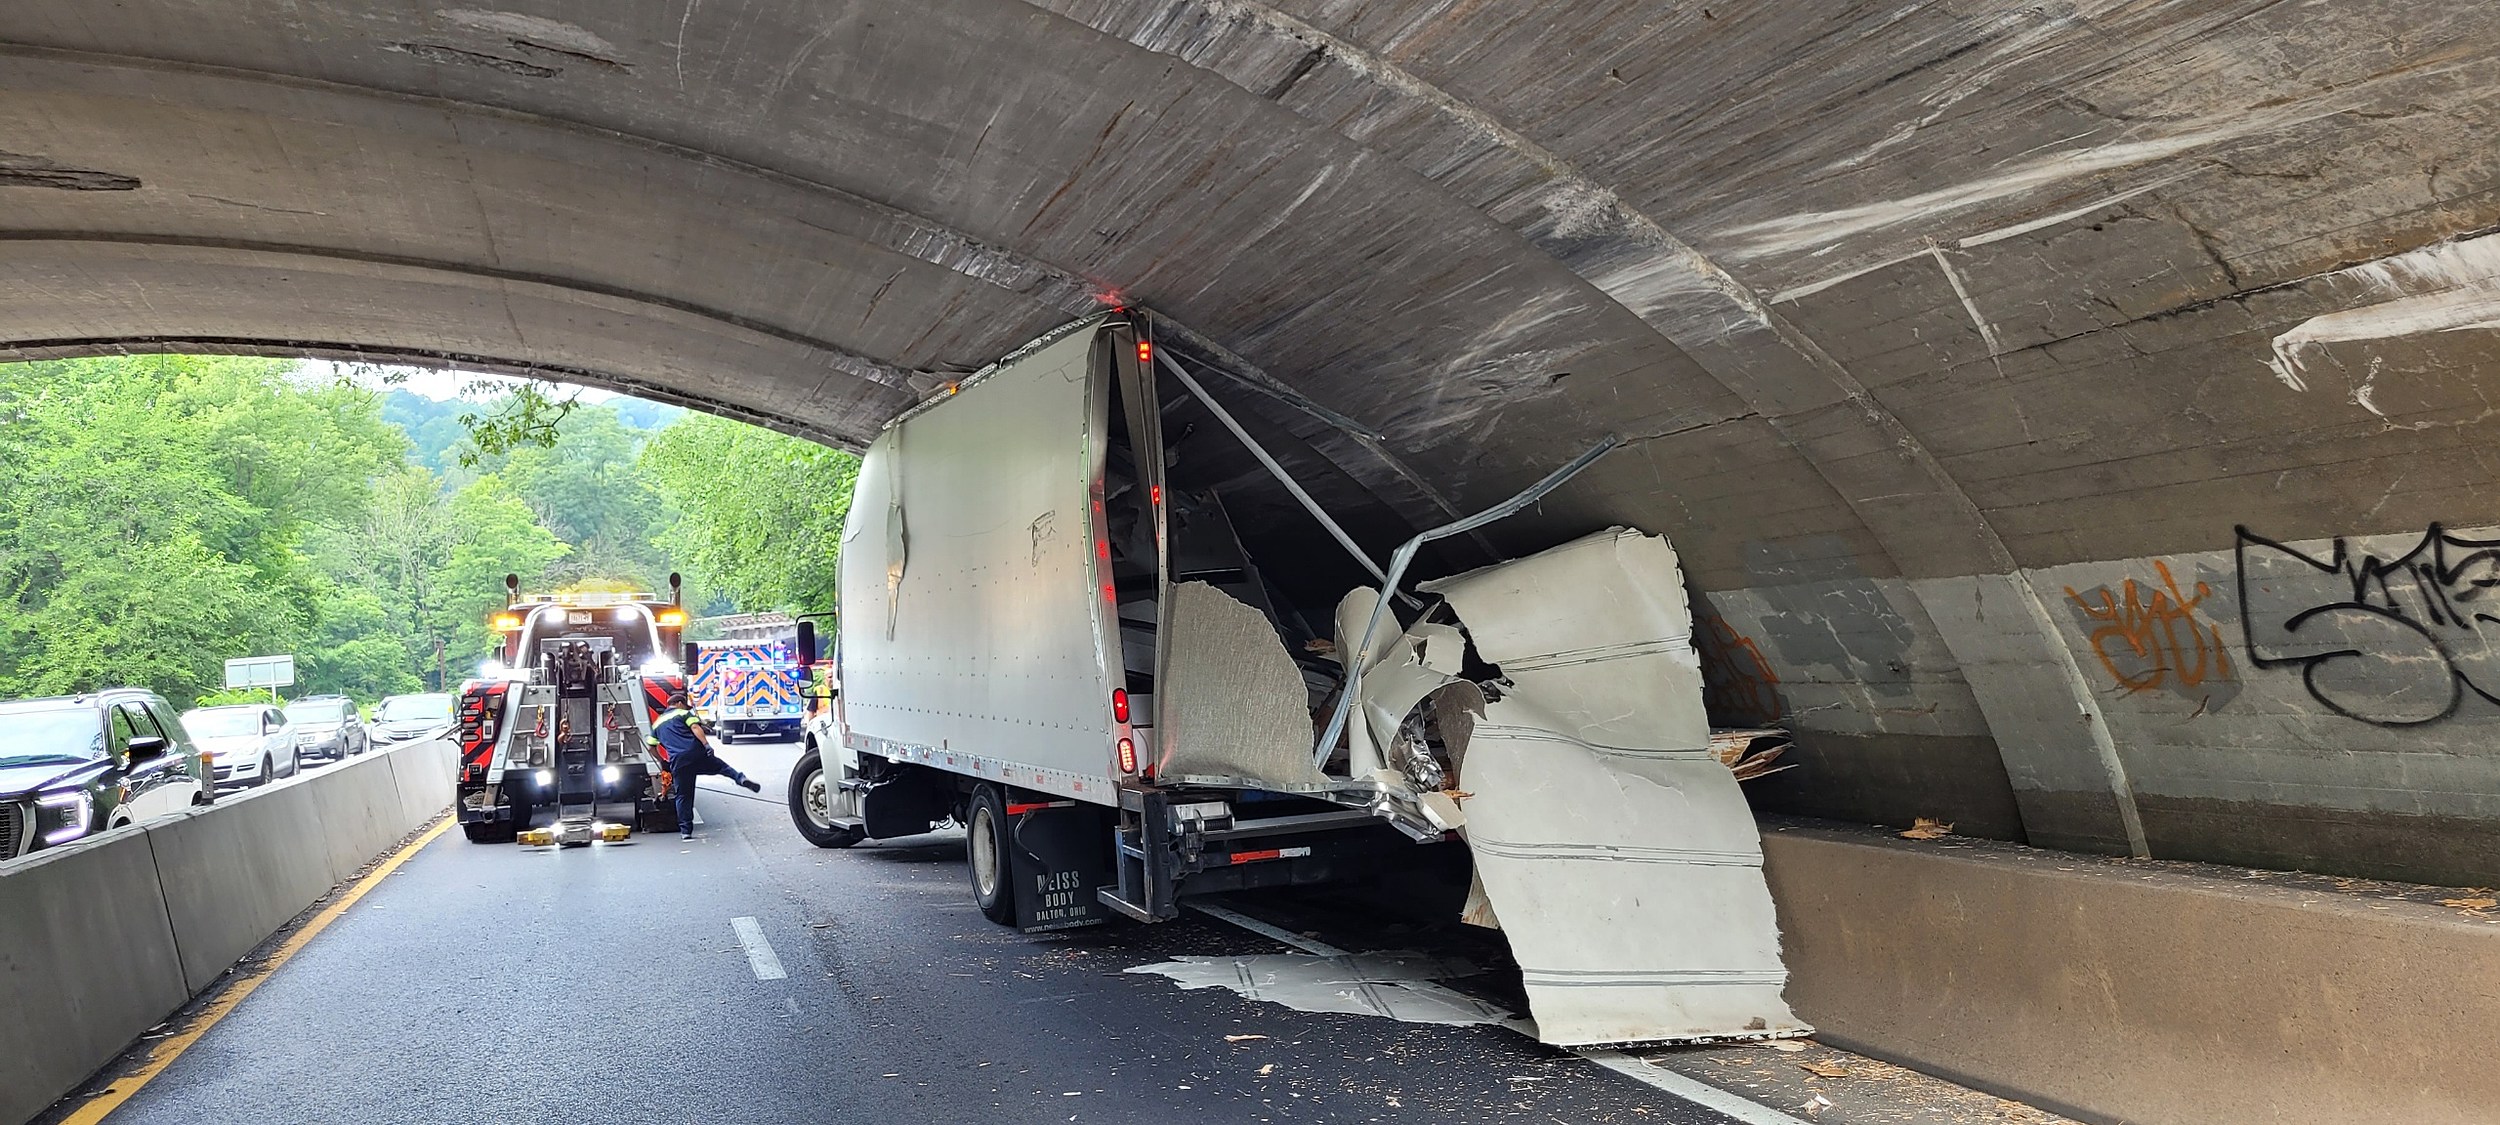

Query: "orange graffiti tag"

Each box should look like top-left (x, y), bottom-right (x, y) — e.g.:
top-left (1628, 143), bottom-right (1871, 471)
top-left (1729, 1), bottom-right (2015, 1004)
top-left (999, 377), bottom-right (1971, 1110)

top-left (2064, 560), bottom-right (2234, 694)
top-left (1696, 613), bottom-right (1784, 724)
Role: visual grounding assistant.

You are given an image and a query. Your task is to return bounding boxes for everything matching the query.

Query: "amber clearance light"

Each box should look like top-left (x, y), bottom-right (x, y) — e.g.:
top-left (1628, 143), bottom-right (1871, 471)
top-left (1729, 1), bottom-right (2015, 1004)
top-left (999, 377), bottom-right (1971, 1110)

top-left (491, 612), bottom-right (524, 632)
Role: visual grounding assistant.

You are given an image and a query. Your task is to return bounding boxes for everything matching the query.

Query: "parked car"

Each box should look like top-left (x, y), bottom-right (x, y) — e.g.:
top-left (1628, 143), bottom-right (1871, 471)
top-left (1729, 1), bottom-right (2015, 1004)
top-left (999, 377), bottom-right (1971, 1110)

top-left (283, 695), bottom-right (368, 761)
top-left (180, 704), bottom-right (300, 788)
top-left (0, 689), bottom-right (214, 861)
top-left (370, 693), bottom-right (455, 745)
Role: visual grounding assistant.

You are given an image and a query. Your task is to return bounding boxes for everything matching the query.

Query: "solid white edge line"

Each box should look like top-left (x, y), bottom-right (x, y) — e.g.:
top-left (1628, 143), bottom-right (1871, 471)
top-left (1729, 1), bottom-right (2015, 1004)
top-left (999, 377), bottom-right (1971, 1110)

top-left (730, 916), bottom-right (788, 980)
top-left (1187, 902), bottom-right (1351, 957)
top-left (1580, 1051), bottom-right (1816, 1125)
top-left (1191, 901), bottom-right (1811, 1125)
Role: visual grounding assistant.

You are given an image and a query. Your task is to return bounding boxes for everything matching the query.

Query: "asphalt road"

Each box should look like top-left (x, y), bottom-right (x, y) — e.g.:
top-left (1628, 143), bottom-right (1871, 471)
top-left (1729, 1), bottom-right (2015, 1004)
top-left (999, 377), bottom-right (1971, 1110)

top-left (86, 738), bottom-right (1747, 1125)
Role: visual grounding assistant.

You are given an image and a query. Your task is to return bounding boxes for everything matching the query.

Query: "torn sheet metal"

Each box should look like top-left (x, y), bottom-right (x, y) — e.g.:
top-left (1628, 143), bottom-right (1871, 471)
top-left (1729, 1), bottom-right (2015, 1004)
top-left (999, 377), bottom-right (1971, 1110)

top-left (1155, 581), bottom-right (1335, 790)
top-left (1415, 527), bottom-right (1807, 1047)
top-left (1126, 951), bottom-right (1507, 1026)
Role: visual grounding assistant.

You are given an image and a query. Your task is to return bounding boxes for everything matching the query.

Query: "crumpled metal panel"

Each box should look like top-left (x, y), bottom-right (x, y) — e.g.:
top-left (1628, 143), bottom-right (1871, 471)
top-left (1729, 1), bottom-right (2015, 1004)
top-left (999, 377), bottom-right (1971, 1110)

top-left (1418, 527), bottom-right (1807, 1046)
top-left (1156, 580), bottom-right (1335, 790)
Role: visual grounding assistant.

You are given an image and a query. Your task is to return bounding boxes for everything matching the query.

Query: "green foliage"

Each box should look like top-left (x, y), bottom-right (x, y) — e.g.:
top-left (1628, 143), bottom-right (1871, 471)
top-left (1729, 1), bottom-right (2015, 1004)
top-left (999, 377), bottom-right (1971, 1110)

top-left (641, 413), bottom-right (858, 614)
top-left (1, 354), bottom-right (854, 704)
top-left (194, 687), bottom-right (278, 708)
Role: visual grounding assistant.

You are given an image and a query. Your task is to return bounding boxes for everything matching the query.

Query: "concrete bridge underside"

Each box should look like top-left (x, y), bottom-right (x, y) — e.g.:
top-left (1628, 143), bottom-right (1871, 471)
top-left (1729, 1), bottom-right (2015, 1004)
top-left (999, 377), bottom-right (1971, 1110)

top-left (7, 0), bottom-right (2500, 883)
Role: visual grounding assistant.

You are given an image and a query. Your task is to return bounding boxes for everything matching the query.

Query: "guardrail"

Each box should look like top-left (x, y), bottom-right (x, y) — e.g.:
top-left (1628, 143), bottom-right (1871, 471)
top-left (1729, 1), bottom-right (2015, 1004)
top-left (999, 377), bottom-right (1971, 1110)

top-left (0, 740), bottom-right (456, 1125)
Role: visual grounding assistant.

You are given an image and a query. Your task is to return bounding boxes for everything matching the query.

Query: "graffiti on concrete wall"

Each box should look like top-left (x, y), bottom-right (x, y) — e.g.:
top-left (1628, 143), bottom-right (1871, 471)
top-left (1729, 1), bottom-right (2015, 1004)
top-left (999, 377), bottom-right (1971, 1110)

top-left (2236, 524), bottom-right (2500, 726)
top-left (1694, 611), bottom-right (1784, 726)
top-left (2062, 560), bottom-right (2240, 707)
top-left (1742, 539), bottom-right (1916, 699)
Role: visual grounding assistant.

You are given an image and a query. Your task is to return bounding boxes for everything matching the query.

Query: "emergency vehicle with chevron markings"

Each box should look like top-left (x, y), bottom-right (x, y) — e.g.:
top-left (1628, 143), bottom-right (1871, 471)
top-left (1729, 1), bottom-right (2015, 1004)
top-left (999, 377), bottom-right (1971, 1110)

top-left (452, 576), bottom-right (692, 846)
top-left (688, 630), bottom-right (806, 743)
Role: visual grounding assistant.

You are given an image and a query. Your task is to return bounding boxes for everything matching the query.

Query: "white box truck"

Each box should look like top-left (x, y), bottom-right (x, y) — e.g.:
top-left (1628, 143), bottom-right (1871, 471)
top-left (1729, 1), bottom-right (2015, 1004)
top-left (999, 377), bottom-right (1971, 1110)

top-left (791, 314), bottom-right (1805, 1046)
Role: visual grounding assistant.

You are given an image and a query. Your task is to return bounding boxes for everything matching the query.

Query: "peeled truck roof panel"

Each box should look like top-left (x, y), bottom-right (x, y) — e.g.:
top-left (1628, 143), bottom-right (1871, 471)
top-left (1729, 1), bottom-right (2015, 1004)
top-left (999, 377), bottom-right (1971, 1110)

top-left (1414, 527), bottom-right (1807, 1046)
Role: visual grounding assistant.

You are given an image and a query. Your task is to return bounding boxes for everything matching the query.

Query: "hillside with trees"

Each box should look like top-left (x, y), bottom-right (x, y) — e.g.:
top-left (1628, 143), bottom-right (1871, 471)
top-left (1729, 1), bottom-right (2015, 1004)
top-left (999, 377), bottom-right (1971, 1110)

top-left (0, 356), bottom-right (854, 705)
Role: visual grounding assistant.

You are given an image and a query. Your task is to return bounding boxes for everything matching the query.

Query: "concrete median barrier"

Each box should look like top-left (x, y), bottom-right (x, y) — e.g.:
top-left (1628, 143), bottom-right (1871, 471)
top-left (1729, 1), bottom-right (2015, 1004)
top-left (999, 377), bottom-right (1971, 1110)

top-left (1763, 824), bottom-right (2500, 1125)
top-left (0, 739), bottom-right (455, 1125)
top-left (384, 738), bottom-right (460, 829)
top-left (0, 832), bottom-right (191, 1125)
top-left (149, 778), bottom-right (347, 994)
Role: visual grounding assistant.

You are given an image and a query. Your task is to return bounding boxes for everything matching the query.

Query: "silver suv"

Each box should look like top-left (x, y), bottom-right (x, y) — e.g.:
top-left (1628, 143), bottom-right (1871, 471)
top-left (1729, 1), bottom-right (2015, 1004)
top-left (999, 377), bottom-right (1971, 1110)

top-left (283, 695), bottom-right (368, 761)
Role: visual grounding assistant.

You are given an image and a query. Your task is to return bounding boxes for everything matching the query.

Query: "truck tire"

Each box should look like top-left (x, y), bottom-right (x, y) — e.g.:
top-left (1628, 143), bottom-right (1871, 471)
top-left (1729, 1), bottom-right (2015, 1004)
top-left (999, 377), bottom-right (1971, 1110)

top-left (788, 750), bottom-right (862, 849)
top-left (967, 784), bottom-right (1016, 925)
top-left (462, 819), bottom-right (513, 844)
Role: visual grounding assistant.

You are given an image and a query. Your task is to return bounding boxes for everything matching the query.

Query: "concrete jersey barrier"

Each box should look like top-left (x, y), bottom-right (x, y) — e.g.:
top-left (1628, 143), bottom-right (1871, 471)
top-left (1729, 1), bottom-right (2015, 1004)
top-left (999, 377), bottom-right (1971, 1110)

top-left (1763, 824), bottom-right (2500, 1125)
top-left (0, 739), bottom-right (455, 1125)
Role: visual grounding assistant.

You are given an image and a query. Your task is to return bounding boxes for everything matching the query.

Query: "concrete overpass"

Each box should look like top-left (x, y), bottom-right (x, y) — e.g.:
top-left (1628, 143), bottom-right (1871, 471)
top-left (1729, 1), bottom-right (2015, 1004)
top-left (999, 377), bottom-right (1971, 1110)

top-left (5, 0), bottom-right (2497, 884)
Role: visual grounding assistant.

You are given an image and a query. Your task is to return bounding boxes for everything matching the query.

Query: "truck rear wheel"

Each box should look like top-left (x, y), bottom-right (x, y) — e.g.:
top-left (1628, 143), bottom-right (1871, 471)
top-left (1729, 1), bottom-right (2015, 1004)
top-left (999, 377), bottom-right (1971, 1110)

top-left (788, 750), bottom-right (862, 849)
top-left (967, 784), bottom-right (1015, 925)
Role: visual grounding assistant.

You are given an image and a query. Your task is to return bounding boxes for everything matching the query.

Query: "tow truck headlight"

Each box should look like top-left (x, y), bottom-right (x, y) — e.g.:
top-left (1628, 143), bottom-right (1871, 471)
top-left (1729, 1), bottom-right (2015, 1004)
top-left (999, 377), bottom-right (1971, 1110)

top-left (36, 790), bottom-right (92, 844)
top-left (535, 770), bottom-right (553, 788)
top-left (600, 765), bottom-right (621, 784)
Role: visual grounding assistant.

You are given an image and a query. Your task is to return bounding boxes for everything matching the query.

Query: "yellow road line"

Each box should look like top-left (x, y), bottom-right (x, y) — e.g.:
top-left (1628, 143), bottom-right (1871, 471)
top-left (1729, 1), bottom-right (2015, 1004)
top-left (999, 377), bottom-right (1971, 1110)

top-left (60, 816), bottom-right (456, 1125)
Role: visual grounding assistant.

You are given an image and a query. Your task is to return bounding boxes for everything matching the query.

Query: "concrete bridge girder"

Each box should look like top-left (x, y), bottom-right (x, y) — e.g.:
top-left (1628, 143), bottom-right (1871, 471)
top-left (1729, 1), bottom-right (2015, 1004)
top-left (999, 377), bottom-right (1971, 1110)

top-left (5, 0), bottom-right (2500, 881)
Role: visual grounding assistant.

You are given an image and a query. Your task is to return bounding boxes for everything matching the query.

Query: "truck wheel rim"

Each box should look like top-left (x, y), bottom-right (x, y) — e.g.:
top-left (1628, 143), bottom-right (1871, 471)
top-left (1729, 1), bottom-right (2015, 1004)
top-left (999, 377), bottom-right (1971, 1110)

top-left (802, 768), bottom-right (832, 829)
top-left (971, 806), bottom-right (1002, 900)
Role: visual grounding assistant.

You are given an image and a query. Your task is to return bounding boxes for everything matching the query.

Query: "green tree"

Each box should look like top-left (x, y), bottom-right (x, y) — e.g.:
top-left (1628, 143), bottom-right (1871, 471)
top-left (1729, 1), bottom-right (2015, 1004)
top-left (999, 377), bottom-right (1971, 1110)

top-left (493, 405), bottom-right (670, 588)
top-left (429, 474), bottom-right (570, 683)
top-left (0, 356), bottom-right (316, 701)
top-left (640, 413), bottom-right (856, 614)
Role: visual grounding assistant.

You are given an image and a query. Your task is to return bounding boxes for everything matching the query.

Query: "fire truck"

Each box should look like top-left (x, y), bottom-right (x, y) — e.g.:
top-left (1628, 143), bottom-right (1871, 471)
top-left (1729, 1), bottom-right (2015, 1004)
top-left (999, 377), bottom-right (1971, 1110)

top-left (452, 576), bottom-right (691, 846)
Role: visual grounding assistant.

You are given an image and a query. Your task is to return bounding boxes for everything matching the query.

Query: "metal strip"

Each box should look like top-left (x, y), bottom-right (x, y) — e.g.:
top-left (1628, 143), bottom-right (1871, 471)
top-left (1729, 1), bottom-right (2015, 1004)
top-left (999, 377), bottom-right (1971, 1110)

top-left (1312, 436), bottom-right (1622, 770)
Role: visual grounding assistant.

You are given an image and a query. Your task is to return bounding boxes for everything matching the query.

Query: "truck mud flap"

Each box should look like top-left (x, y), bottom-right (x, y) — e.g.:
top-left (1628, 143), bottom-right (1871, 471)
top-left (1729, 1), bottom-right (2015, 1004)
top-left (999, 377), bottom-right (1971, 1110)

top-left (1407, 529), bottom-right (1808, 1047)
top-left (1006, 800), bottom-right (1113, 932)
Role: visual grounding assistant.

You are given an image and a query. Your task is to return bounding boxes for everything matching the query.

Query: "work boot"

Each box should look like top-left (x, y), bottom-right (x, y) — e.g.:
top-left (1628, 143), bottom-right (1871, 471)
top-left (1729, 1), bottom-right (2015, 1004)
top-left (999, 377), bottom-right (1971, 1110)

top-left (738, 777), bottom-right (762, 793)
top-left (680, 830), bottom-right (695, 840)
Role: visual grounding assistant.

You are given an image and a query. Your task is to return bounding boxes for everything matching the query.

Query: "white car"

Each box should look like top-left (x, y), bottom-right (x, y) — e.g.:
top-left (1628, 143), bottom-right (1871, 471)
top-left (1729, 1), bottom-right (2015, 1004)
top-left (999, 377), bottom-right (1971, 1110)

top-left (180, 704), bottom-right (301, 789)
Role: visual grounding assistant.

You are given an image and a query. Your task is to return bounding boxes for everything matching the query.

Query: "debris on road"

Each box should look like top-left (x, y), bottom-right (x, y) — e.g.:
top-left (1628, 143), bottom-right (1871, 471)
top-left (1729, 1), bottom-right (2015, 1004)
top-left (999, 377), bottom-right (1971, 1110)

top-left (1899, 818), bottom-right (1954, 840)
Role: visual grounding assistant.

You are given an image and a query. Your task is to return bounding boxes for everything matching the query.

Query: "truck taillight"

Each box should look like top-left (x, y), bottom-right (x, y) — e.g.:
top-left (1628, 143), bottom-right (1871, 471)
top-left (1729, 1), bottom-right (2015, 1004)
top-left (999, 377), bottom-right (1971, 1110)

top-left (1136, 340), bottom-right (1152, 364)
top-left (1112, 689), bottom-right (1129, 723)
top-left (1117, 736), bottom-right (1137, 774)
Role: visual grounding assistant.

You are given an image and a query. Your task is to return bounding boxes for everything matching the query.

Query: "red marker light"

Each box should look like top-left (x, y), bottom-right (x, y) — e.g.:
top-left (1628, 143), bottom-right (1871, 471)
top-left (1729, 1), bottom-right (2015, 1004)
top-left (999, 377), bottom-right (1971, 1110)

top-left (1136, 340), bottom-right (1152, 364)
top-left (1103, 581), bottom-right (1117, 602)
top-left (1112, 688), bottom-right (1130, 723)
top-left (1150, 484), bottom-right (1162, 505)
top-left (1116, 736), bottom-right (1137, 773)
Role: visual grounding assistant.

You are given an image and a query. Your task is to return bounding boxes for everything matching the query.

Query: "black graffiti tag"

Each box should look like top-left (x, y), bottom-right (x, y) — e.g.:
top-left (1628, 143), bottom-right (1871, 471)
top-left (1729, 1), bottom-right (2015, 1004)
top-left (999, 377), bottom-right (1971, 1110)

top-left (2235, 524), bottom-right (2500, 726)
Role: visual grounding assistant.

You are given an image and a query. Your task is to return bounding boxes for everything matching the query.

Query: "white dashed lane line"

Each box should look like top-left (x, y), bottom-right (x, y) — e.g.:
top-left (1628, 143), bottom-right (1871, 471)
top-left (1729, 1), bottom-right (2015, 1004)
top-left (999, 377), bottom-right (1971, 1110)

top-left (731, 916), bottom-right (788, 981)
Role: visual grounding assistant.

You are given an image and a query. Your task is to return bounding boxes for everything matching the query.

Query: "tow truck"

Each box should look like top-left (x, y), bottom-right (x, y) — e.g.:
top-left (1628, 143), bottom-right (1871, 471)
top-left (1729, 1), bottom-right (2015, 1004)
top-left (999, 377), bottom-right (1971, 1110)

top-left (453, 576), bottom-right (691, 847)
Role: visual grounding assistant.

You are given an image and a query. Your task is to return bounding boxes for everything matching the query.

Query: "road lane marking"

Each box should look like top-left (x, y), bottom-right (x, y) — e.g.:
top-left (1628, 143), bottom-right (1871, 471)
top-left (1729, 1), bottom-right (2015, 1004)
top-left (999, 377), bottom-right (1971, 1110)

top-left (61, 816), bottom-right (456, 1125)
top-left (730, 916), bottom-right (787, 980)
top-left (1579, 1051), bottom-right (1815, 1125)
top-left (1189, 901), bottom-right (1811, 1125)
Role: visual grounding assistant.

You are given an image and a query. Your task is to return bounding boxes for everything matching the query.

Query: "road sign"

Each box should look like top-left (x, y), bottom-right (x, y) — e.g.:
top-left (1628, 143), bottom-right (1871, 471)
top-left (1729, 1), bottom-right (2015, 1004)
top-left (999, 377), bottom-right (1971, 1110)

top-left (224, 655), bottom-right (296, 689)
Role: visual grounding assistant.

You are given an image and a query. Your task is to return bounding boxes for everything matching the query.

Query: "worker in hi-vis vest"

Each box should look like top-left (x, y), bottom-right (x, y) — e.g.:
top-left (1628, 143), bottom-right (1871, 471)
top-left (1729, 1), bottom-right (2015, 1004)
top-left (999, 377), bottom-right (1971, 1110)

top-left (649, 690), bottom-right (761, 840)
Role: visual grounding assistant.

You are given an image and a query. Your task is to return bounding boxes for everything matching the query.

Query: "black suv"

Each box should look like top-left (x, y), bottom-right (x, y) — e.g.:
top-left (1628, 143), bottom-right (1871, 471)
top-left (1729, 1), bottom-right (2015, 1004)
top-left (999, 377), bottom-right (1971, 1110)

top-left (0, 689), bottom-right (214, 861)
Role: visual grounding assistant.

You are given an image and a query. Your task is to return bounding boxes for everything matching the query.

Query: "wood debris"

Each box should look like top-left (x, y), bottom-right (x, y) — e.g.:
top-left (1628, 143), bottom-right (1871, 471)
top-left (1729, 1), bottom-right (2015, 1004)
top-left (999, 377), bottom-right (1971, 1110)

top-left (1710, 728), bottom-right (1798, 782)
top-left (1800, 1061), bottom-right (1851, 1079)
top-left (1899, 818), bottom-right (1954, 840)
